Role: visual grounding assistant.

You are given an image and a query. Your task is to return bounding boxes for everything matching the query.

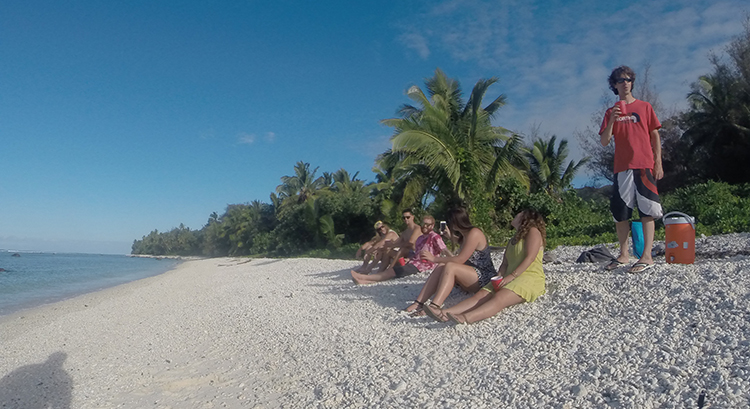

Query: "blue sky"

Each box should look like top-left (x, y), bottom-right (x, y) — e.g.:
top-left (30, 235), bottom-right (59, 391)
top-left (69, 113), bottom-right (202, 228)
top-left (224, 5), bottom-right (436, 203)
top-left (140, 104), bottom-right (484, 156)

top-left (1, 0), bottom-right (747, 254)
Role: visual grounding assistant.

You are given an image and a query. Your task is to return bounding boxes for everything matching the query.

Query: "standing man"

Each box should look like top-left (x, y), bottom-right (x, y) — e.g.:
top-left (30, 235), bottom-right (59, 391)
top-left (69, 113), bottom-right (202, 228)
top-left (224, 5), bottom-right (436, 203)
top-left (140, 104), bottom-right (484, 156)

top-left (599, 66), bottom-right (663, 273)
top-left (350, 214), bottom-right (451, 284)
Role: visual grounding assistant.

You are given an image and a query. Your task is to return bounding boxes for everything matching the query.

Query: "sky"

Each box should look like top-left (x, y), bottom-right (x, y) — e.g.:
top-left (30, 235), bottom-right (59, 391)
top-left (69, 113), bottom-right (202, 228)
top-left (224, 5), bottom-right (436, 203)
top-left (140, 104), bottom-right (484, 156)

top-left (1, 0), bottom-right (747, 254)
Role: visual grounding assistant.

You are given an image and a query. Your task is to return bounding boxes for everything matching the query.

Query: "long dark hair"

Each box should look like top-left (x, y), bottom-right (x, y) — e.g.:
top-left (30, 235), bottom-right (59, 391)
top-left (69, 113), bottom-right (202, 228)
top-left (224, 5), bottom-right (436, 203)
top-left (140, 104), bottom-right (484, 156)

top-left (447, 207), bottom-right (475, 244)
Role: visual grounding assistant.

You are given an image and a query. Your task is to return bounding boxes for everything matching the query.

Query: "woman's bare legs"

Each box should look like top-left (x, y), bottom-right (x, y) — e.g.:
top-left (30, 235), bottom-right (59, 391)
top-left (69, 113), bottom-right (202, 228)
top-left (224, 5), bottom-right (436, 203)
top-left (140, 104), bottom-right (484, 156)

top-left (447, 289), bottom-right (523, 324)
top-left (442, 289), bottom-right (493, 315)
top-left (431, 262), bottom-right (481, 307)
top-left (407, 265), bottom-right (446, 312)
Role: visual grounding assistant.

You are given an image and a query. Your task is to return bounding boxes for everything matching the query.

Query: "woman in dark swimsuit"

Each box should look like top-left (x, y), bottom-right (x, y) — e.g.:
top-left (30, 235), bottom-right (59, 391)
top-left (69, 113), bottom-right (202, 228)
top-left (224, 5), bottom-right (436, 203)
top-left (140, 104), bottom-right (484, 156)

top-left (405, 207), bottom-right (495, 314)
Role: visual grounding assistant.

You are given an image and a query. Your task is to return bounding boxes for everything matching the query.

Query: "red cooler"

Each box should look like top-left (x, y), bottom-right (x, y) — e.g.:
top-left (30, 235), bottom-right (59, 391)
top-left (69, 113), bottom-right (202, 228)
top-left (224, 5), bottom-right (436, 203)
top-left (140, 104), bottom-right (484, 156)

top-left (663, 212), bottom-right (695, 264)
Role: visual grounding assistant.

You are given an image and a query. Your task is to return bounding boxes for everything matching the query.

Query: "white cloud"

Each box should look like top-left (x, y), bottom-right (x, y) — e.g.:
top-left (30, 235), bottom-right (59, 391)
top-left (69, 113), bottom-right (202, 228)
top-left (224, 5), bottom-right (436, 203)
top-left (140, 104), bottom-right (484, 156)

top-left (397, 0), bottom-right (748, 166)
top-left (399, 31), bottom-right (431, 59)
top-left (238, 131), bottom-right (277, 145)
top-left (238, 133), bottom-right (256, 145)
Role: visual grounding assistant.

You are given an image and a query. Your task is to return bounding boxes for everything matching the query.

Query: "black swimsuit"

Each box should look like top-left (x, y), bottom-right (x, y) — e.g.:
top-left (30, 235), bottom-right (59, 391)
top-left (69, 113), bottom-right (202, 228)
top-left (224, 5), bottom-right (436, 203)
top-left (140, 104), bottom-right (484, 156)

top-left (465, 246), bottom-right (496, 287)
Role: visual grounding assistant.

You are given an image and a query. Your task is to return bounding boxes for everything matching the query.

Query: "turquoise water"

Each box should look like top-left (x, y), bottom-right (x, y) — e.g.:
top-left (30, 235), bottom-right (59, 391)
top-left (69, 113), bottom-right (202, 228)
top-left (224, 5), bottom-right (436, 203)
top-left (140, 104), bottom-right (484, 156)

top-left (0, 252), bottom-right (179, 316)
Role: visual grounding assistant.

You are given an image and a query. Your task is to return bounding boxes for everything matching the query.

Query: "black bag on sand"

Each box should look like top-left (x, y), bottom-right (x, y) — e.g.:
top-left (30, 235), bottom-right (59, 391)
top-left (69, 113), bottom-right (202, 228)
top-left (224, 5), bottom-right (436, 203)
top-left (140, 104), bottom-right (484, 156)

top-left (576, 247), bottom-right (615, 263)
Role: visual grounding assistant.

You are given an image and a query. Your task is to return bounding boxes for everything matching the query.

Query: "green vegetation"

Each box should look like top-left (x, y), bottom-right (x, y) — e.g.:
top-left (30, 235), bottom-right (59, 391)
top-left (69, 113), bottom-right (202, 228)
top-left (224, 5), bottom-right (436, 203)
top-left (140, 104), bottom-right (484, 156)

top-left (132, 22), bottom-right (750, 257)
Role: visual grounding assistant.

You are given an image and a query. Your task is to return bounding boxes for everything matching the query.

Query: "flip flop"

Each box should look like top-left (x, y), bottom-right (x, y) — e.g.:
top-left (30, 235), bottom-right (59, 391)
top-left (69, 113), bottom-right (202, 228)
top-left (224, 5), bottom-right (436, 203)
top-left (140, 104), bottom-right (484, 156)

top-left (628, 262), bottom-right (654, 274)
top-left (605, 259), bottom-right (626, 271)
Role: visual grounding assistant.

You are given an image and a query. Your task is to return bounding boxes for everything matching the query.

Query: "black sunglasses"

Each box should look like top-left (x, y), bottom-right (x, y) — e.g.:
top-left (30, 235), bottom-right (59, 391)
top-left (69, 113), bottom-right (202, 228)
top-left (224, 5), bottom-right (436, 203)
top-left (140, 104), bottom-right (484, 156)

top-left (615, 78), bottom-right (633, 84)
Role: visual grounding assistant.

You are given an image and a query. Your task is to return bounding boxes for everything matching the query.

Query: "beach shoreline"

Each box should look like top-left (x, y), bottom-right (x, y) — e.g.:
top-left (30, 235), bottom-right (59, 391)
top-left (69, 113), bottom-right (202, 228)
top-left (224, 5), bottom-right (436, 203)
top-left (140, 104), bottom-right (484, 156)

top-left (2, 235), bottom-right (749, 408)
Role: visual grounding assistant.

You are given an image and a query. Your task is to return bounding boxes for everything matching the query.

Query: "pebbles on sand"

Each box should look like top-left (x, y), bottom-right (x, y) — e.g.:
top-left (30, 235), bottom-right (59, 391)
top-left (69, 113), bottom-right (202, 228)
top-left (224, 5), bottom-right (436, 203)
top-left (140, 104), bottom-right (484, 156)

top-left (1, 233), bottom-right (749, 408)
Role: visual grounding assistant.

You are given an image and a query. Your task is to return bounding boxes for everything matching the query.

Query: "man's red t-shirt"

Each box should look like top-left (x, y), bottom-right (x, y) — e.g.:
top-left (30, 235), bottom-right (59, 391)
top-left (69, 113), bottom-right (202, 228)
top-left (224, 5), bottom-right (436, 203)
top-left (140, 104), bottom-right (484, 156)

top-left (599, 99), bottom-right (661, 174)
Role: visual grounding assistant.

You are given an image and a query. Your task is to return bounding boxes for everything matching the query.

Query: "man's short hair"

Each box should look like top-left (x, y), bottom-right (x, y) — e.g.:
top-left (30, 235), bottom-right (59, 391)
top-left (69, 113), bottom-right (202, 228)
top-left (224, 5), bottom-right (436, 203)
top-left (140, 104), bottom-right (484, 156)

top-left (422, 215), bottom-right (435, 225)
top-left (402, 208), bottom-right (414, 216)
top-left (608, 66), bottom-right (636, 96)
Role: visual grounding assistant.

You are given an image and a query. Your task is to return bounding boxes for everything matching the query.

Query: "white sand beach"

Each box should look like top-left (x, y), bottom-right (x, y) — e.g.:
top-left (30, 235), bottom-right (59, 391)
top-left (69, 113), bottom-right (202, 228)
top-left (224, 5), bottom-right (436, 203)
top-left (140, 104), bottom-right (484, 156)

top-left (2, 233), bottom-right (749, 408)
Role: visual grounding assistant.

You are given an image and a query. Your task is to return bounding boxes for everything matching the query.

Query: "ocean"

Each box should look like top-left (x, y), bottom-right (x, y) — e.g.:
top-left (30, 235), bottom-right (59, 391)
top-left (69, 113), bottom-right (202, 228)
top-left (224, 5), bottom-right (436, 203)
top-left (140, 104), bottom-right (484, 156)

top-left (0, 251), bottom-right (180, 316)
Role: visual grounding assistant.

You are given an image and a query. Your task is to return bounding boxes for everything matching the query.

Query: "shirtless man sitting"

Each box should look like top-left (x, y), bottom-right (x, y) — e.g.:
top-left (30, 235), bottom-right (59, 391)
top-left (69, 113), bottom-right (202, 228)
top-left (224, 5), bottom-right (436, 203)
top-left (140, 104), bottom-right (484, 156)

top-left (354, 221), bottom-right (398, 272)
top-left (365, 208), bottom-right (422, 274)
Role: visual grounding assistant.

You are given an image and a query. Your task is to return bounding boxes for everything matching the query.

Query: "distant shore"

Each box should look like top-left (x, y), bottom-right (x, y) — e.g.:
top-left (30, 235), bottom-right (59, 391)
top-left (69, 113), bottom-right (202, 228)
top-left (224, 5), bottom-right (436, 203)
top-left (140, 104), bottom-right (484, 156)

top-left (127, 254), bottom-right (204, 260)
top-left (2, 234), bottom-right (749, 407)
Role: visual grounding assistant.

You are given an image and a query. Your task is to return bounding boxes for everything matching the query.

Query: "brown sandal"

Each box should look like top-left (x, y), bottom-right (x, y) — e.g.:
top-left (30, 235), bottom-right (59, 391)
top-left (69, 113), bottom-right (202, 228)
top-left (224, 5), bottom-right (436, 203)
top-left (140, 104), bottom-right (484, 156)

top-left (404, 300), bottom-right (424, 313)
top-left (423, 302), bottom-right (449, 323)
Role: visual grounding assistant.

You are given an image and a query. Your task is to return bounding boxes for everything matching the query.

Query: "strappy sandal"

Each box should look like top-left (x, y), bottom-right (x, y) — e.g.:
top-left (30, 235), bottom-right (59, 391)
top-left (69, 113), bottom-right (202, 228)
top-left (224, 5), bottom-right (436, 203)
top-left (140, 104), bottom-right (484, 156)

top-left (423, 302), bottom-right (449, 323)
top-left (404, 300), bottom-right (424, 313)
top-left (446, 312), bottom-right (467, 325)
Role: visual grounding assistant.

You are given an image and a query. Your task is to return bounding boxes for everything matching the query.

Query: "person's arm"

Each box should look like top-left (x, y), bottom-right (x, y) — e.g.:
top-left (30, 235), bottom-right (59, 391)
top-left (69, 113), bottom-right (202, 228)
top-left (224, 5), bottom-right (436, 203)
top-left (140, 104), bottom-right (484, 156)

top-left (600, 106), bottom-right (620, 146)
top-left (366, 235), bottom-right (388, 255)
top-left (406, 228), bottom-right (421, 251)
top-left (356, 242), bottom-right (373, 258)
top-left (650, 128), bottom-right (663, 180)
top-left (496, 252), bottom-right (509, 276)
top-left (432, 234), bottom-right (453, 258)
top-left (439, 247), bottom-right (454, 257)
top-left (501, 228), bottom-right (542, 286)
top-left (380, 231), bottom-right (402, 249)
top-left (420, 228), bottom-right (483, 265)
top-left (441, 226), bottom-right (458, 244)
top-left (386, 237), bottom-right (404, 250)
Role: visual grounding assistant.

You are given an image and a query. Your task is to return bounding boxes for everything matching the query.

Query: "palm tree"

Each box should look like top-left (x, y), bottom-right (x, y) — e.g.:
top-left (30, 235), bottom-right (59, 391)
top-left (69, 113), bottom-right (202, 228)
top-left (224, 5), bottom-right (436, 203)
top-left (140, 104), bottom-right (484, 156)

top-left (525, 135), bottom-right (589, 198)
top-left (276, 161), bottom-right (327, 204)
top-left (330, 168), bottom-right (367, 194)
top-left (683, 67), bottom-right (750, 183)
top-left (382, 68), bottom-right (525, 214)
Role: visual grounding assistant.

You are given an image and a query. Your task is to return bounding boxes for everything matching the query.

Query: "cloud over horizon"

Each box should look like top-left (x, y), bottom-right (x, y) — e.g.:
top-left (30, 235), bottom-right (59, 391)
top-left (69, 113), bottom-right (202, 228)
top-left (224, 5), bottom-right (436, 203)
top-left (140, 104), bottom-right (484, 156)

top-left (397, 0), bottom-right (747, 166)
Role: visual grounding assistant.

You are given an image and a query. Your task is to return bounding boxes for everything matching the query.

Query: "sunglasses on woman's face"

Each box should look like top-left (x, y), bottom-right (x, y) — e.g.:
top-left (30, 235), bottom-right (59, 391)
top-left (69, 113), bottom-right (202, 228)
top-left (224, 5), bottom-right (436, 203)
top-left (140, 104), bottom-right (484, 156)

top-left (615, 77), bottom-right (633, 84)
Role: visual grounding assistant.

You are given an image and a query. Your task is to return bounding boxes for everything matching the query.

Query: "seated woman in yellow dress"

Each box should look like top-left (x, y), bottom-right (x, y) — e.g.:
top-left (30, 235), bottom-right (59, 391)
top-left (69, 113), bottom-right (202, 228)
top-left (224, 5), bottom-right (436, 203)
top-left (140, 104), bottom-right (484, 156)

top-left (424, 209), bottom-right (546, 324)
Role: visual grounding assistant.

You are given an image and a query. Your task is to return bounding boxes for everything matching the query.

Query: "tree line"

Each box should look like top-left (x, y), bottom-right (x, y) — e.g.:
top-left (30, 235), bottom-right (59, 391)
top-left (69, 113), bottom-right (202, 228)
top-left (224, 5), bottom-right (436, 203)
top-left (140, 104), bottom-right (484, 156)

top-left (132, 21), bottom-right (750, 257)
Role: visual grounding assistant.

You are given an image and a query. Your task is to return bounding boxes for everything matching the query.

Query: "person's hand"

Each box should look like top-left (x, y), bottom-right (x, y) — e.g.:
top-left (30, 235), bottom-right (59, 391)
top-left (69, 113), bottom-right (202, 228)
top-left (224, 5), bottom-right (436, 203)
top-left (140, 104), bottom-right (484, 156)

top-left (653, 162), bottom-right (664, 180)
top-left (609, 104), bottom-right (622, 123)
top-left (500, 271), bottom-right (516, 287)
top-left (420, 249), bottom-right (435, 262)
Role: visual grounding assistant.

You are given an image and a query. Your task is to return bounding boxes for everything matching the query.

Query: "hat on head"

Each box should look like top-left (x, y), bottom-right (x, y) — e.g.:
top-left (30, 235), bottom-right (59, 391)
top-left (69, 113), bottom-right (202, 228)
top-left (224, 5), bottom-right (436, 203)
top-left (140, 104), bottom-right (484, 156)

top-left (374, 221), bottom-right (384, 229)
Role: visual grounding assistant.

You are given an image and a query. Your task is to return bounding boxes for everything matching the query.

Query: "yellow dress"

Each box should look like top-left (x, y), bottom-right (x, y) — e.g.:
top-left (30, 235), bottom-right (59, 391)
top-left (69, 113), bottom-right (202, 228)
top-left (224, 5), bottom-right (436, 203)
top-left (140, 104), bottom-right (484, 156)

top-left (483, 238), bottom-right (545, 302)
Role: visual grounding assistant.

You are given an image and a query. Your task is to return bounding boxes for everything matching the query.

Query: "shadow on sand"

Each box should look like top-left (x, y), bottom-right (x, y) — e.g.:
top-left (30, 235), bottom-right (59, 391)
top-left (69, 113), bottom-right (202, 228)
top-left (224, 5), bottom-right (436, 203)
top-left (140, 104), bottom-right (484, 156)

top-left (0, 351), bottom-right (73, 409)
top-left (311, 266), bottom-right (471, 312)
